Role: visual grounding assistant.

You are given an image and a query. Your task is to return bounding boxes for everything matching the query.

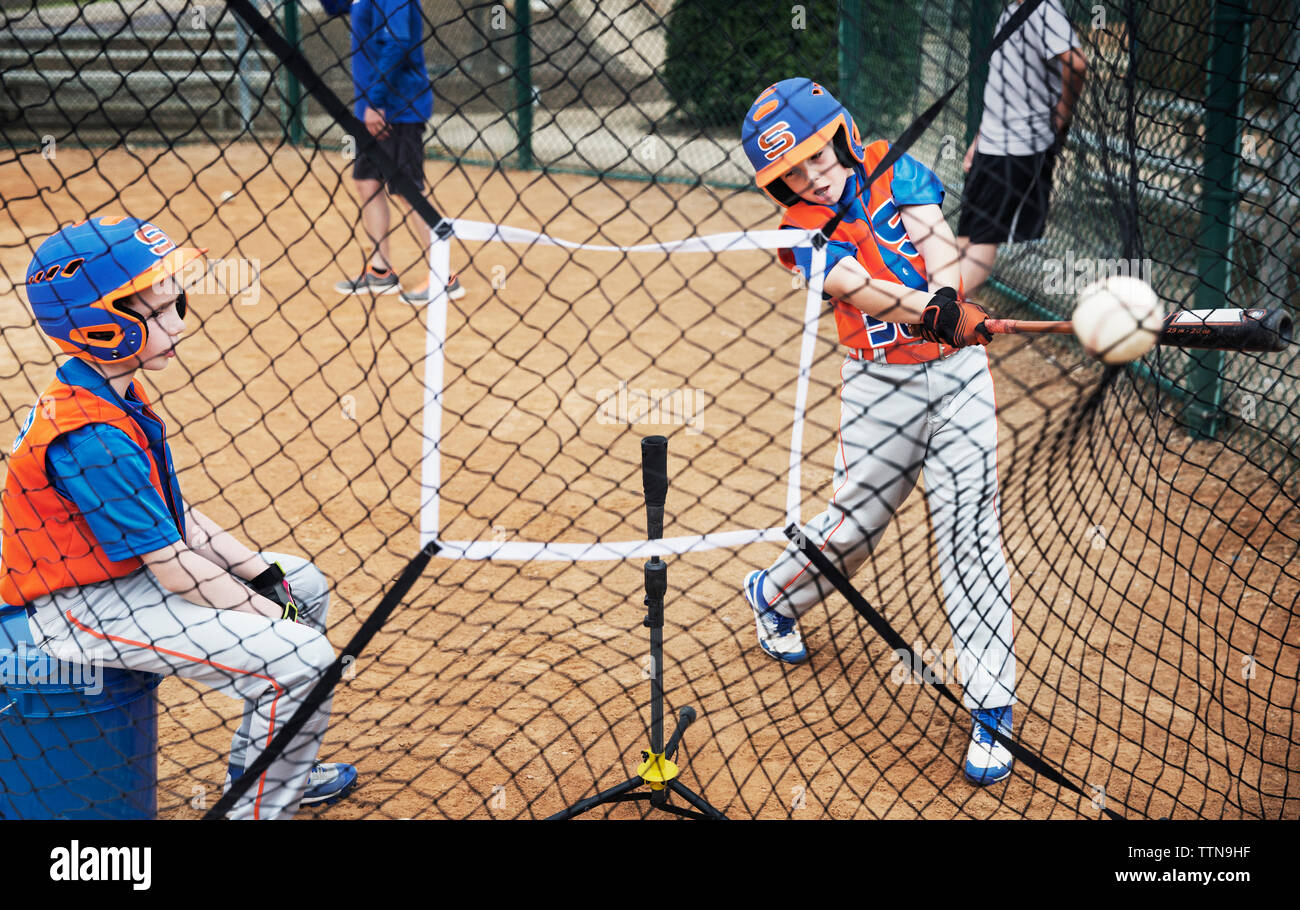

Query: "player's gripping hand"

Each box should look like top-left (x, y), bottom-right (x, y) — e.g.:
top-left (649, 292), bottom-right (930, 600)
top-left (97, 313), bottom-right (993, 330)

top-left (919, 287), bottom-right (993, 348)
top-left (248, 561), bottom-right (302, 623)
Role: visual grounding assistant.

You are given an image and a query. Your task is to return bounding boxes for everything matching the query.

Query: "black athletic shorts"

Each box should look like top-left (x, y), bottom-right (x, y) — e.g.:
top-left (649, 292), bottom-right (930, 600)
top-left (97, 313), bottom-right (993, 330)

top-left (957, 147), bottom-right (1058, 244)
top-left (352, 122), bottom-right (425, 191)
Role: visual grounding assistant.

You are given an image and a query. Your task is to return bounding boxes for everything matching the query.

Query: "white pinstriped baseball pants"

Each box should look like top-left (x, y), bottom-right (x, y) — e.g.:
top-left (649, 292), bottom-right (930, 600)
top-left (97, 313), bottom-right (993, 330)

top-left (764, 345), bottom-right (1017, 711)
top-left (27, 552), bottom-right (335, 819)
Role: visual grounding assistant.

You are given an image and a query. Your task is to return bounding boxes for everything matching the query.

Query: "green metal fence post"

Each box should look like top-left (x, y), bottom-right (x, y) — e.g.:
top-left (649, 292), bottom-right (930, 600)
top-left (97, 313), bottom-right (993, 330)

top-left (282, 0), bottom-right (304, 145)
top-left (514, 0), bottom-right (533, 170)
top-left (1187, 0), bottom-right (1251, 438)
top-left (965, 0), bottom-right (996, 146)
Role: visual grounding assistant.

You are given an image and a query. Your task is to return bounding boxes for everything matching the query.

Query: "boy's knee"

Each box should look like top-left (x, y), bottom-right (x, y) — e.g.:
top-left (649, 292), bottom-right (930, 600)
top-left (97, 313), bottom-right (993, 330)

top-left (244, 628), bottom-right (335, 703)
top-left (297, 630), bottom-right (336, 677)
top-left (291, 562), bottom-right (330, 612)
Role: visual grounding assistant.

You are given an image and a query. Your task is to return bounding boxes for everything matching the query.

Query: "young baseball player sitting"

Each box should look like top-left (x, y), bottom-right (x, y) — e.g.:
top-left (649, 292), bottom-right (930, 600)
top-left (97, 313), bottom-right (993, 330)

top-left (1, 216), bottom-right (357, 817)
top-left (740, 79), bottom-right (1018, 786)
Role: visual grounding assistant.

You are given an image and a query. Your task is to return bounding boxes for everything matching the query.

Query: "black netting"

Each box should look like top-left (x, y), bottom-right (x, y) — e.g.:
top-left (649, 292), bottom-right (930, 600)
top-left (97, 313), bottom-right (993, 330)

top-left (0, 0), bottom-right (1295, 821)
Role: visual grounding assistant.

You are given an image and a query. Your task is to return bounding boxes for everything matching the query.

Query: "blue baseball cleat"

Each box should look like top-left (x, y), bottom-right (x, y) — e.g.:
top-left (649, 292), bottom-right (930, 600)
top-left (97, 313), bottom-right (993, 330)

top-left (300, 762), bottom-right (359, 807)
top-left (744, 569), bottom-right (808, 664)
top-left (965, 706), bottom-right (1014, 785)
top-left (226, 761), bottom-right (360, 807)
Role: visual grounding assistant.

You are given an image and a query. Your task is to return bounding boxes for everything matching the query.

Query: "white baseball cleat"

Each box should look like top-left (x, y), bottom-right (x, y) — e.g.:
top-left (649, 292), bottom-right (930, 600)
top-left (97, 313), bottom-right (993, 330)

top-left (224, 761), bottom-right (359, 807)
top-left (744, 569), bottom-right (807, 664)
top-left (965, 706), bottom-right (1014, 785)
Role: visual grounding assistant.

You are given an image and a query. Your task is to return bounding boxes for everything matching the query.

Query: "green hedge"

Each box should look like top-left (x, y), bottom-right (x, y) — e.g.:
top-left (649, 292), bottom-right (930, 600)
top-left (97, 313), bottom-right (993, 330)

top-left (663, 0), bottom-right (840, 127)
top-left (663, 0), bottom-right (924, 134)
top-left (839, 0), bottom-right (923, 135)
top-left (1135, 0), bottom-right (1212, 96)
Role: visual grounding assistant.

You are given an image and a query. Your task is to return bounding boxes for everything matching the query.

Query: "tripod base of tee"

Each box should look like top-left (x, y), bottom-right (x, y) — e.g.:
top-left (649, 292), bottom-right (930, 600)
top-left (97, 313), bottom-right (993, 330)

top-left (547, 710), bottom-right (725, 820)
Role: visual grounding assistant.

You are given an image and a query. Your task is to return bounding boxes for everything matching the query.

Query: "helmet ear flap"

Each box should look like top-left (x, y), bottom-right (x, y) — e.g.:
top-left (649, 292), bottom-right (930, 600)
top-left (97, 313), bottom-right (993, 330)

top-left (109, 294), bottom-right (148, 356)
top-left (832, 127), bottom-right (856, 168)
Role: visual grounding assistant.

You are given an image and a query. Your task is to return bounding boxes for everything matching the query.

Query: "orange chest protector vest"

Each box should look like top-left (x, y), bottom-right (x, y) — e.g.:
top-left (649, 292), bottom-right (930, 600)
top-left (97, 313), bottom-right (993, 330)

top-left (1, 377), bottom-right (183, 606)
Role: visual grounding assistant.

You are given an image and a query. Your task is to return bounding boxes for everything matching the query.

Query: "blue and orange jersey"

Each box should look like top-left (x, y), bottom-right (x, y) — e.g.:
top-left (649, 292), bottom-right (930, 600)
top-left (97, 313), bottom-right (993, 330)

top-left (779, 139), bottom-right (950, 359)
top-left (1, 362), bottom-right (185, 605)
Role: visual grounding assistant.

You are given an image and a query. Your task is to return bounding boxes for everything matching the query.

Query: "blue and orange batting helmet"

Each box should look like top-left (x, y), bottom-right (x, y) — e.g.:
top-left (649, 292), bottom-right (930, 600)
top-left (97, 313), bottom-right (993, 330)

top-left (24, 216), bottom-right (205, 362)
top-left (741, 77), bottom-right (866, 207)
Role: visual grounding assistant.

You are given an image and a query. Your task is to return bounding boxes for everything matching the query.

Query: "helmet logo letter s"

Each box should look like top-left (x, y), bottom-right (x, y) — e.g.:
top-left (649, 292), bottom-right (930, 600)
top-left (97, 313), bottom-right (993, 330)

top-left (758, 122), bottom-right (796, 162)
top-left (134, 224), bottom-right (176, 256)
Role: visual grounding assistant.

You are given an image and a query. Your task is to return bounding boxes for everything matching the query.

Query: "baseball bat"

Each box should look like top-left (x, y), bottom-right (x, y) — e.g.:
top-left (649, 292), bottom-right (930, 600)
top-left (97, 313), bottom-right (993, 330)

top-left (1160, 307), bottom-right (1292, 351)
top-left (984, 319), bottom-right (1073, 336)
top-left (985, 307), bottom-right (1293, 353)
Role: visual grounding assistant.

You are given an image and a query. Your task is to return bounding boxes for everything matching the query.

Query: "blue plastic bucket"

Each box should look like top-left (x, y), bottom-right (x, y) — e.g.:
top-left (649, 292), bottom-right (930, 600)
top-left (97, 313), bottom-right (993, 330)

top-left (0, 605), bottom-right (161, 819)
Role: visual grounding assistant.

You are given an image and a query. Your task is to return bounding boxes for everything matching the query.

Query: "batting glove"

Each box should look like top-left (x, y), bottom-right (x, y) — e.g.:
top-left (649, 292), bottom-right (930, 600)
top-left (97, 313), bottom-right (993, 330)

top-left (249, 561), bottom-right (302, 623)
top-left (919, 287), bottom-right (993, 348)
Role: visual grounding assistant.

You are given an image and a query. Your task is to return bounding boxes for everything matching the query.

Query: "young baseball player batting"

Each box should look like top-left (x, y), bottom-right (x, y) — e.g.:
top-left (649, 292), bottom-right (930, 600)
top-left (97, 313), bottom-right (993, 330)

top-left (1, 216), bottom-right (357, 817)
top-left (740, 78), bottom-right (1018, 785)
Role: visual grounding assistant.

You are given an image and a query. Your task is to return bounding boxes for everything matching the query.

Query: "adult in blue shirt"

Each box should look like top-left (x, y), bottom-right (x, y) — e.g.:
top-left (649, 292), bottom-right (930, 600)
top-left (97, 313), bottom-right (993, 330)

top-left (330, 0), bottom-right (466, 303)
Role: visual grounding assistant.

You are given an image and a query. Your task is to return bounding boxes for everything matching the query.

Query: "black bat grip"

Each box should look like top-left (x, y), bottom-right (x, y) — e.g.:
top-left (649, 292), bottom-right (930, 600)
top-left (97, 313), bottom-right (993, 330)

top-left (642, 435), bottom-right (668, 541)
top-left (1268, 310), bottom-right (1293, 351)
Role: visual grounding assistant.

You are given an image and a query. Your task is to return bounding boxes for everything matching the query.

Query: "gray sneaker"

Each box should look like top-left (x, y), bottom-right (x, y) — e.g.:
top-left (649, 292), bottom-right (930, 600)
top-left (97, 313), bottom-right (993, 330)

top-left (399, 273), bottom-right (466, 304)
top-left (335, 265), bottom-right (400, 295)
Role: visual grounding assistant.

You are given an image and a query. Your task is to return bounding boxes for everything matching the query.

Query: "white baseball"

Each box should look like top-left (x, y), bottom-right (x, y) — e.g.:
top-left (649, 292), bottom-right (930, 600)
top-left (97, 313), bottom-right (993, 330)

top-left (219, 190), bottom-right (235, 204)
top-left (1072, 275), bottom-right (1164, 364)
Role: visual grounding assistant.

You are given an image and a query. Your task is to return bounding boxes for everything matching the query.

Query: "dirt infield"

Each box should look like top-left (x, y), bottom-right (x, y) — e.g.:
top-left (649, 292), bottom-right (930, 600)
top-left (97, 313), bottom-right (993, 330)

top-left (1, 143), bottom-right (1295, 819)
